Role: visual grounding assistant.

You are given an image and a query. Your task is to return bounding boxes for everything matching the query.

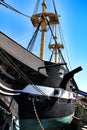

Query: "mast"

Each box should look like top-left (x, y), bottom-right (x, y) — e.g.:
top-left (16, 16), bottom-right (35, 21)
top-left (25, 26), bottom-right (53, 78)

top-left (31, 0), bottom-right (59, 61)
top-left (40, 0), bottom-right (47, 60)
top-left (49, 42), bottom-right (64, 63)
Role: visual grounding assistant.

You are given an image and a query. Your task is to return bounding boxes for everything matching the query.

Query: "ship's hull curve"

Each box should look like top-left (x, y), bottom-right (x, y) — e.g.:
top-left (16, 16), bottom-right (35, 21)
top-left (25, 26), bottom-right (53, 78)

top-left (18, 94), bottom-right (75, 119)
top-left (16, 114), bottom-right (73, 130)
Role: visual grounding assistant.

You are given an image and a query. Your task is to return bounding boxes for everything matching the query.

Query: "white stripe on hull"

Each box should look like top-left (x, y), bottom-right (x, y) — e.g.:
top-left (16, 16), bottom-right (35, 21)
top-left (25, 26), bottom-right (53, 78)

top-left (0, 82), bottom-right (76, 99)
top-left (23, 85), bottom-right (76, 99)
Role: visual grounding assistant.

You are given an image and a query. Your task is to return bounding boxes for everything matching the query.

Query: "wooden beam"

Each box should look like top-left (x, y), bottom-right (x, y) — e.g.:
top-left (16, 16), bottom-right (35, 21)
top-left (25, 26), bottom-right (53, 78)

top-left (0, 32), bottom-right (47, 77)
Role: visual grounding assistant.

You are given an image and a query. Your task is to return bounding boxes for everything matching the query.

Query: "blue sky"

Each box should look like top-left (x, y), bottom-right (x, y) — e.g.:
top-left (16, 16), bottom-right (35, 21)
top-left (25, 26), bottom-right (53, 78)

top-left (0, 0), bottom-right (87, 92)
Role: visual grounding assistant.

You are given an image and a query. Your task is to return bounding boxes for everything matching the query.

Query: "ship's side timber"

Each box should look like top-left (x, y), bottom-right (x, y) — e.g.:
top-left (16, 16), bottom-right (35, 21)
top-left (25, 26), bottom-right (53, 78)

top-left (15, 93), bottom-right (75, 130)
top-left (0, 31), bottom-right (48, 116)
top-left (0, 48), bottom-right (47, 88)
top-left (18, 114), bottom-right (73, 130)
top-left (0, 31), bottom-right (47, 77)
top-left (40, 61), bottom-right (67, 88)
top-left (17, 94), bottom-right (75, 119)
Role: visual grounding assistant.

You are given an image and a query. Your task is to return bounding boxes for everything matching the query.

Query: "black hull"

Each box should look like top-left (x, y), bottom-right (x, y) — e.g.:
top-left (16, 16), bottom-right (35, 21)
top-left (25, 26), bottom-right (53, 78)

top-left (17, 94), bottom-right (75, 119)
top-left (0, 32), bottom-right (82, 130)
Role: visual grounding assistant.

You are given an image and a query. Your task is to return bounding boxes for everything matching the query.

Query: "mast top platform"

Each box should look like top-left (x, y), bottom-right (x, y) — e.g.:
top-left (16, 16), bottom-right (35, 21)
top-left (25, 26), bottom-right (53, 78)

top-left (31, 12), bottom-right (59, 27)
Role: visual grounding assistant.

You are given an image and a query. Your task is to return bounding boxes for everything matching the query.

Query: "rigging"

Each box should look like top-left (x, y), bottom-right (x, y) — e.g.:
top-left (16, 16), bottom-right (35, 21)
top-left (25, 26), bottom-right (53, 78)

top-left (27, 21), bottom-right (41, 51)
top-left (0, 0), bottom-right (79, 89)
top-left (0, 0), bottom-right (31, 18)
top-left (0, 49), bottom-right (48, 96)
top-left (33, 0), bottom-right (40, 15)
top-left (52, 0), bottom-right (72, 70)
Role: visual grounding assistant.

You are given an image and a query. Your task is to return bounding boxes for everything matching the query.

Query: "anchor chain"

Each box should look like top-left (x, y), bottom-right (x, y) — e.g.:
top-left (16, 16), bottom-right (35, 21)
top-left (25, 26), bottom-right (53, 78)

top-left (32, 98), bottom-right (44, 130)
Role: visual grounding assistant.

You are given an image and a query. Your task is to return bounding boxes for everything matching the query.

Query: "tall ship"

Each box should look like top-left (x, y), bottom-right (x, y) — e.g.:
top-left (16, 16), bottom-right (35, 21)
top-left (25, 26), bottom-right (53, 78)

top-left (0, 0), bottom-right (82, 130)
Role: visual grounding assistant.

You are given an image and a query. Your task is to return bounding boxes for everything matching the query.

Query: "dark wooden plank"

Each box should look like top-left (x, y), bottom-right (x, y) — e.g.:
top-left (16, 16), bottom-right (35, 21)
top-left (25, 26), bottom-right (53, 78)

top-left (0, 32), bottom-right (47, 76)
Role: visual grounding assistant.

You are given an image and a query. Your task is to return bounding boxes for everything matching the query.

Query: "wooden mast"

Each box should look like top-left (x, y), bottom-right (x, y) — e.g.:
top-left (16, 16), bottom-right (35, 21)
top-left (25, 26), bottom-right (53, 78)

top-left (40, 0), bottom-right (47, 60)
top-left (31, 0), bottom-right (59, 60)
top-left (49, 43), bottom-right (64, 63)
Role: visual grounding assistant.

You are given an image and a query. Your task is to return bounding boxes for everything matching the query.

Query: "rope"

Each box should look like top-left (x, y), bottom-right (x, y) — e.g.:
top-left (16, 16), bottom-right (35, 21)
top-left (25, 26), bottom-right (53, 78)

top-left (48, 25), bottom-right (54, 62)
top-left (49, 49), bottom-right (54, 62)
top-left (27, 21), bottom-right (41, 51)
top-left (46, 18), bottom-right (79, 90)
top-left (0, 49), bottom-right (47, 96)
top-left (52, 0), bottom-right (72, 70)
top-left (0, 0), bottom-right (31, 18)
top-left (47, 19), bottom-right (67, 65)
top-left (52, 0), bottom-right (58, 15)
top-left (33, 0), bottom-right (40, 15)
top-left (58, 24), bottom-right (72, 70)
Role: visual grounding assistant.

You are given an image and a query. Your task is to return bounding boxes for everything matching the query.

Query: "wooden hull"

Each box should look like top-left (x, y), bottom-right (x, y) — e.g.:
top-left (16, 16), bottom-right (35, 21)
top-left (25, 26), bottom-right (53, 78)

top-left (17, 94), bottom-right (75, 119)
top-left (0, 32), bottom-right (81, 130)
top-left (14, 93), bottom-right (75, 130)
top-left (17, 115), bottom-right (73, 130)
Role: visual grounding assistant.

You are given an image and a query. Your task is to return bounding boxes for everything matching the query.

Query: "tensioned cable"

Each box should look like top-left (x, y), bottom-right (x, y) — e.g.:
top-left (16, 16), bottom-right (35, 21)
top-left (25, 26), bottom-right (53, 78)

top-left (15, 31), bottom-right (34, 43)
top-left (27, 21), bottom-right (41, 51)
top-left (52, 0), bottom-right (72, 70)
top-left (0, 49), bottom-right (47, 96)
top-left (1, 51), bottom-right (47, 96)
top-left (58, 24), bottom-right (72, 70)
top-left (51, 0), bottom-right (78, 89)
top-left (0, 0), bottom-right (48, 96)
top-left (52, 0), bottom-right (58, 16)
top-left (0, 0), bottom-right (31, 18)
top-left (51, 0), bottom-right (67, 65)
top-left (0, 0), bottom-right (70, 69)
top-left (1, 52), bottom-right (47, 96)
top-left (33, 0), bottom-right (40, 15)
top-left (49, 25), bottom-right (54, 62)
top-left (49, 49), bottom-right (54, 62)
top-left (47, 19), bottom-right (79, 90)
top-left (47, 19), bottom-right (66, 65)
